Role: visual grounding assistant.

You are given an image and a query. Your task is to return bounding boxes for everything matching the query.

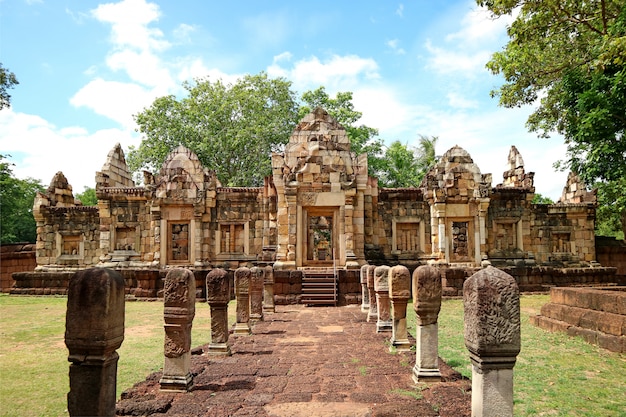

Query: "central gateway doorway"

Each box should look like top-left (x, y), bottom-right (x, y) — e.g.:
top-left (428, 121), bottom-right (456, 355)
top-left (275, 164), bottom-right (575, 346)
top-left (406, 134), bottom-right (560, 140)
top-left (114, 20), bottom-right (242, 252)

top-left (302, 207), bottom-right (337, 266)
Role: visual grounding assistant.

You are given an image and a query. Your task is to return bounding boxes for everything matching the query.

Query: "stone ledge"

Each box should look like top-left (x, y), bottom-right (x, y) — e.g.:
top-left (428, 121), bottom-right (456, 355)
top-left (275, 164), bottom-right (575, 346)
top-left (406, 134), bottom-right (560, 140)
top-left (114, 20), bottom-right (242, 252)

top-left (531, 315), bottom-right (625, 353)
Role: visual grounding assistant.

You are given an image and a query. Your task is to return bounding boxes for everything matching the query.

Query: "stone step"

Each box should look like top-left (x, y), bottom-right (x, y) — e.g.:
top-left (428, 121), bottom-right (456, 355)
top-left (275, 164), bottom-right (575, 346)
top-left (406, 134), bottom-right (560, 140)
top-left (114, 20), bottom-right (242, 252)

top-left (539, 302), bottom-right (625, 337)
top-left (531, 315), bottom-right (625, 353)
top-left (549, 287), bottom-right (625, 314)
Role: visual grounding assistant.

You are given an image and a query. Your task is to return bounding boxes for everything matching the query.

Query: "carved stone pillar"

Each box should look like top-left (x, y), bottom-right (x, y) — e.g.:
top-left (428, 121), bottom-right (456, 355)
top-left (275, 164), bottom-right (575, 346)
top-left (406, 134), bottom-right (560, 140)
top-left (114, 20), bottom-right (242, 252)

top-left (160, 268), bottom-right (195, 391)
top-left (374, 265), bottom-right (392, 332)
top-left (464, 266), bottom-right (520, 417)
top-left (263, 265), bottom-right (275, 313)
top-left (65, 268), bottom-right (125, 417)
top-left (412, 265), bottom-right (442, 383)
top-left (388, 265), bottom-right (411, 352)
top-left (206, 268), bottom-right (231, 356)
top-left (233, 267), bottom-right (251, 335)
top-left (249, 267), bottom-right (264, 324)
top-left (360, 264), bottom-right (370, 313)
top-left (366, 265), bottom-right (378, 323)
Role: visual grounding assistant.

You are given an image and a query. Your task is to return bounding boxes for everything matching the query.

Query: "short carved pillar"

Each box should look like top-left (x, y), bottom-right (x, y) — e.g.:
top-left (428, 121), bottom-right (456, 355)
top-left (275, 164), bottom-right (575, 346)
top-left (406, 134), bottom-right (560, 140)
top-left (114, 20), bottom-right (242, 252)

top-left (206, 268), bottom-right (231, 356)
top-left (374, 265), bottom-right (392, 332)
top-left (233, 267), bottom-right (251, 335)
top-left (249, 266), bottom-right (264, 324)
top-left (412, 265), bottom-right (442, 383)
top-left (464, 266), bottom-right (520, 417)
top-left (366, 265), bottom-right (378, 322)
top-left (65, 268), bottom-right (125, 417)
top-left (388, 265), bottom-right (411, 352)
top-left (360, 264), bottom-right (370, 313)
top-left (160, 268), bottom-right (196, 391)
top-left (262, 265), bottom-right (275, 313)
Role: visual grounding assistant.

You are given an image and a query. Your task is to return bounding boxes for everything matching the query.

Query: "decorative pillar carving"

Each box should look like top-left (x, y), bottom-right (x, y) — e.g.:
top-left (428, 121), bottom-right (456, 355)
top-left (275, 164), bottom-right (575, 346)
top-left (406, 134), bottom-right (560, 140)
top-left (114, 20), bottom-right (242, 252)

top-left (374, 265), bottom-right (392, 332)
top-left (366, 265), bottom-right (378, 322)
top-left (233, 267), bottom-right (251, 335)
top-left (412, 265), bottom-right (442, 383)
top-left (464, 266), bottom-right (520, 417)
top-left (263, 265), bottom-right (275, 313)
top-left (388, 265), bottom-right (411, 352)
top-left (65, 268), bottom-right (125, 417)
top-left (160, 268), bottom-right (195, 391)
top-left (249, 266), bottom-right (264, 323)
top-left (206, 268), bottom-right (231, 356)
top-left (360, 264), bottom-right (370, 313)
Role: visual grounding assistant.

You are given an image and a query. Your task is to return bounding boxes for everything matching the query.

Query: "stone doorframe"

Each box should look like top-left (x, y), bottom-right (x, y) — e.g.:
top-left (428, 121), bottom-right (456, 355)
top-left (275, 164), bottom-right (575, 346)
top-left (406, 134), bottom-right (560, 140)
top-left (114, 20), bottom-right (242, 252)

top-left (298, 206), bottom-right (340, 267)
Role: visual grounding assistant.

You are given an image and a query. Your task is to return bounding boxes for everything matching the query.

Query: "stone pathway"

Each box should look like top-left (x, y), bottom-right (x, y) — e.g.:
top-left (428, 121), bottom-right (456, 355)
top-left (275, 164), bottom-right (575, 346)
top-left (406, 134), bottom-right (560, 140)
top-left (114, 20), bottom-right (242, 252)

top-left (117, 305), bottom-right (471, 416)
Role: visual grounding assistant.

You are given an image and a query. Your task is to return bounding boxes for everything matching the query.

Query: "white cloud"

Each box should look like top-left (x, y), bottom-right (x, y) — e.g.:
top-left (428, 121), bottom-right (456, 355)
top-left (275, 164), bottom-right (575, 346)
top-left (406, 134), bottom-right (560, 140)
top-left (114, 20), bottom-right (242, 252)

top-left (268, 54), bottom-right (380, 93)
top-left (425, 39), bottom-right (492, 75)
top-left (396, 4), bottom-right (404, 18)
top-left (447, 92), bottom-right (479, 109)
top-left (92, 0), bottom-right (170, 52)
top-left (70, 78), bottom-right (156, 129)
top-left (424, 5), bottom-right (510, 76)
top-left (242, 11), bottom-right (290, 49)
top-left (386, 39), bottom-right (406, 55)
top-left (0, 109), bottom-right (139, 192)
top-left (106, 49), bottom-right (174, 89)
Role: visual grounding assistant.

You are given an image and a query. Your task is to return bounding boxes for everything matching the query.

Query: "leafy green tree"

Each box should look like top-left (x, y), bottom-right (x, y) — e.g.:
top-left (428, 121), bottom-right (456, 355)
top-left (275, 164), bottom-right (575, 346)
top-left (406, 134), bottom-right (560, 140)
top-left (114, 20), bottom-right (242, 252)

top-left (0, 63), bottom-right (19, 110)
top-left (531, 194), bottom-right (554, 205)
top-left (0, 155), bottom-right (44, 243)
top-left (299, 87), bottom-right (385, 178)
top-left (128, 72), bottom-right (300, 186)
top-left (376, 136), bottom-right (439, 188)
top-left (479, 0), bottom-right (626, 237)
top-left (596, 179), bottom-right (626, 239)
top-left (76, 187), bottom-right (98, 206)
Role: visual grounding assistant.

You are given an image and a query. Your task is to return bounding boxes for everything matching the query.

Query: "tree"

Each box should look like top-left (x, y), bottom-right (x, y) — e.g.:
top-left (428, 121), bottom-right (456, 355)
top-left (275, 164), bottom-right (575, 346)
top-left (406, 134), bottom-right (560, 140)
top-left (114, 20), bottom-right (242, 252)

top-left (376, 136), bottom-right (439, 188)
top-left (0, 155), bottom-right (44, 243)
top-left (0, 63), bottom-right (19, 110)
top-left (595, 179), bottom-right (626, 239)
top-left (76, 187), bottom-right (98, 206)
top-left (479, 0), bottom-right (626, 237)
top-left (299, 87), bottom-right (385, 178)
top-left (531, 194), bottom-right (554, 205)
top-left (128, 72), bottom-right (300, 186)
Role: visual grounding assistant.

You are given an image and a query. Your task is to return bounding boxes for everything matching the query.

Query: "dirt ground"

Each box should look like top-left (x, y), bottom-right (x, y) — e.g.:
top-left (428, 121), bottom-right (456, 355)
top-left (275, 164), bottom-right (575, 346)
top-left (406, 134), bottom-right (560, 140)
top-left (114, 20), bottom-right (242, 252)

top-left (117, 305), bottom-right (471, 417)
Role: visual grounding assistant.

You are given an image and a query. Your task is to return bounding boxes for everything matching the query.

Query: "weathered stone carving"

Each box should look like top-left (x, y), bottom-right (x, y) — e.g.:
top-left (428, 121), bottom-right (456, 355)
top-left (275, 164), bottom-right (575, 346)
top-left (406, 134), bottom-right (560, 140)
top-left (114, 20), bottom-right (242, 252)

top-left (360, 264), bottom-right (370, 312)
top-left (206, 268), bottom-right (231, 356)
top-left (464, 266), bottom-right (520, 417)
top-left (65, 268), bottom-right (125, 416)
top-left (249, 266), bottom-right (264, 323)
top-left (374, 265), bottom-right (392, 332)
top-left (388, 265), bottom-right (411, 352)
top-left (412, 265), bottom-right (442, 383)
top-left (263, 265), bottom-right (275, 313)
top-left (160, 268), bottom-right (195, 391)
top-left (366, 265), bottom-right (378, 322)
top-left (233, 267), bottom-right (251, 335)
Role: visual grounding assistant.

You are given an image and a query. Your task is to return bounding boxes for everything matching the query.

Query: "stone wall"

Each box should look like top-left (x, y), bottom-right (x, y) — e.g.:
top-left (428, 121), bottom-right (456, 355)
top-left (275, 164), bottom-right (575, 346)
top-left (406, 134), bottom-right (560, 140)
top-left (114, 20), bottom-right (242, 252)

top-left (0, 243), bottom-right (36, 292)
top-left (530, 286), bottom-right (625, 353)
top-left (596, 236), bottom-right (626, 278)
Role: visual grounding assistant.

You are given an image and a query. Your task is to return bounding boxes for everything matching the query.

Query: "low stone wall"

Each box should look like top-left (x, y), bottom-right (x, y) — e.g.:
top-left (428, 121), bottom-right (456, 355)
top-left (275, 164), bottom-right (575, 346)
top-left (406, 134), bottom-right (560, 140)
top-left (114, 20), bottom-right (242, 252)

top-left (441, 265), bottom-right (621, 297)
top-left (272, 269), bottom-right (361, 306)
top-left (530, 286), bottom-right (625, 353)
top-left (596, 236), bottom-right (626, 278)
top-left (1, 244), bottom-right (36, 293)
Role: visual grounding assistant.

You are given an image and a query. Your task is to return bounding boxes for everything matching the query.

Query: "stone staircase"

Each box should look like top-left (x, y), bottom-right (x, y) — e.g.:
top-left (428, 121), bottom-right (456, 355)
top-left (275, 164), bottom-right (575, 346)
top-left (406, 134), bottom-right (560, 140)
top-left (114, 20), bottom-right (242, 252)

top-left (300, 267), bottom-right (337, 306)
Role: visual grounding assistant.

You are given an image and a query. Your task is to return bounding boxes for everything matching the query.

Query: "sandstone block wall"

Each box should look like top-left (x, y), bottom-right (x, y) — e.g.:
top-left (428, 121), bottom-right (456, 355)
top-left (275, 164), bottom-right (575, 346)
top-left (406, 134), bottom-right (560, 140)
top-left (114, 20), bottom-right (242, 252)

top-left (1, 244), bottom-right (36, 292)
top-left (530, 286), bottom-right (626, 353)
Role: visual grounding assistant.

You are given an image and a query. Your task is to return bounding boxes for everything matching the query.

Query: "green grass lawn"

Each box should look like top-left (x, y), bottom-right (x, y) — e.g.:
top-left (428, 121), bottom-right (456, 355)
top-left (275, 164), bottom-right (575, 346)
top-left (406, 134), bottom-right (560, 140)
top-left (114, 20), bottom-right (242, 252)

top-left (0, 294), bottom-right (624, 416)
top-left (0, 295), bottom-right (217, 417)
top-left (408, 295), bottom-right (626, 417)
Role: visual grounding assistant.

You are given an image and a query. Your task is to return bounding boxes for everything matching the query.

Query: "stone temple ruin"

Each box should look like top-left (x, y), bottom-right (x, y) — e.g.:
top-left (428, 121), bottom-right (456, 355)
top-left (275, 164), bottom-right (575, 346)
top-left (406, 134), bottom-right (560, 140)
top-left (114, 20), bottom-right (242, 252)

top-left (19, 107), bottom-right (619, 302)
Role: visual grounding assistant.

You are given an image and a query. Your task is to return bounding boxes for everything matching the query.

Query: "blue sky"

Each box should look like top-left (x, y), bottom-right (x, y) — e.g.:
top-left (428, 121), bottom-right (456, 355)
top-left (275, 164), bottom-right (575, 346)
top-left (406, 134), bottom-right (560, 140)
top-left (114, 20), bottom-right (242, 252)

top-left (0, 0), bottom-right (568, 199)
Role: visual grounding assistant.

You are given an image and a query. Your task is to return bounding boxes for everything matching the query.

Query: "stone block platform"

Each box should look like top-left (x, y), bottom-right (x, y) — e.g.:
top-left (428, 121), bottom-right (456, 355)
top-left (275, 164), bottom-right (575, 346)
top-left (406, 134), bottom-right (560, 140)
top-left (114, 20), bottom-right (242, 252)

top-left (117, 305), bottom-right (471, 416)
top-left (530, 287), bottom-right (626, 353)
